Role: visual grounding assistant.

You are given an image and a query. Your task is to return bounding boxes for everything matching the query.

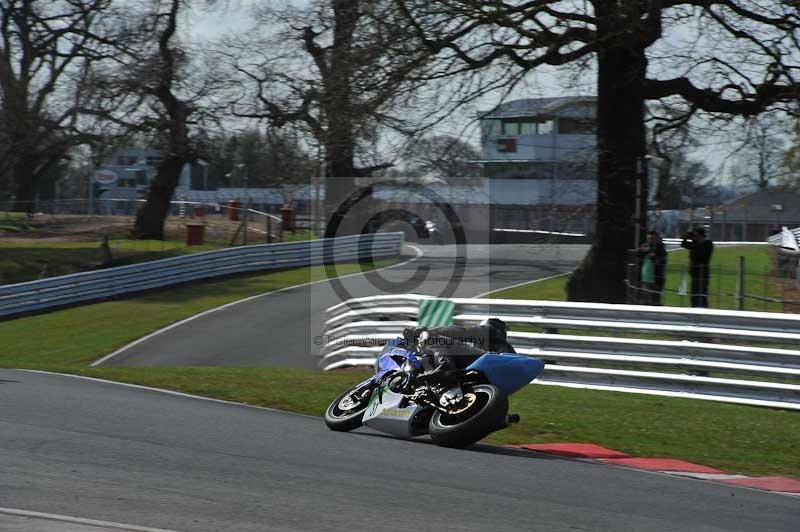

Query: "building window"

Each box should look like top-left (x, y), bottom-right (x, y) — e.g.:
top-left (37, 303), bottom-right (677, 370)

top-left (482, 118), bottom-right (555, 137)
top-left (496, 138), bottom-right (517, 153)
top-left (481, 119), bottom-right (502, 136)
top-left (117, 155), bottom-right (137, 165)
top-left (502, 121), bottom-right (520, 135)
top-left (558, 118), bottom-right (595, 134)
top-left (537, 120), bottom-right (554, 135)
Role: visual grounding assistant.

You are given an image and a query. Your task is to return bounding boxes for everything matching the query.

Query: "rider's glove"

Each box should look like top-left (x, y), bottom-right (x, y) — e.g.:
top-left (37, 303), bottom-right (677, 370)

top-left (403, 326), bottom-right (427, 345)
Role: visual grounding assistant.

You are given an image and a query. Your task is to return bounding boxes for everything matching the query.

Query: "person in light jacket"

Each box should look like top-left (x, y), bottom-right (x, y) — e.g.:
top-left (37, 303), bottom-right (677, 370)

top-left (637, 230), bottom-right (668, 305)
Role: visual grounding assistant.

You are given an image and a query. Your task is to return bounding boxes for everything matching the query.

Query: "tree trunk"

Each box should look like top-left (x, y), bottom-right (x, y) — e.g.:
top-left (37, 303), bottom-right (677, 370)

top-left (12, 161), bottom-right (36, 213)
top-left (566, 31), bottom-right (648, 303)
top-left (132, 155), bottom-right (185, 239)
top-left (322, 0), bottom-right (361, 230)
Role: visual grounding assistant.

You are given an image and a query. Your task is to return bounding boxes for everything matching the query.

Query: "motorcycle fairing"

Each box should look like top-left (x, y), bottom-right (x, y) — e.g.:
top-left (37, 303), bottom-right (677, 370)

top-left (372, 344), bottom-right (423, 382)
top-left (467, 354), bottom-right (545, 396)
top-left (362, 385), bottom-right (423, 437)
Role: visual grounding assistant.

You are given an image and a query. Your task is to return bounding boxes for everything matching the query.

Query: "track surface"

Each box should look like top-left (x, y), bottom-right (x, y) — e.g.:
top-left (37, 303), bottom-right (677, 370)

top-left (102, 244), bottom-right (587, 368)
top-left (2, 370), bottom-right (797, 532)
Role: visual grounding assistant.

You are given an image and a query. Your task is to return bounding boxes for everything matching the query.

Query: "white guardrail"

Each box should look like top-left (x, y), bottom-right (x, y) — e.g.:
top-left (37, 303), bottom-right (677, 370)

top-left (319, 295), bottom-right (800, 410)
top-left (767, 226), bottom-right (800, 251)
top-left (0, 233), bottom-right (403, 319)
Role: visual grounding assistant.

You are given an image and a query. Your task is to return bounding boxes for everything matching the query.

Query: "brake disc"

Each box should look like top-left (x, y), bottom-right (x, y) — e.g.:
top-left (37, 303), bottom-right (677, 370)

top-left (445, 392), bottom-right (477, 414)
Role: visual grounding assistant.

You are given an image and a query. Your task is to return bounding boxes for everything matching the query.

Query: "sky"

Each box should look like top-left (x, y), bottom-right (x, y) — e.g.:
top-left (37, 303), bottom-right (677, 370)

top-left (185, 1), bottom-right (794, 185)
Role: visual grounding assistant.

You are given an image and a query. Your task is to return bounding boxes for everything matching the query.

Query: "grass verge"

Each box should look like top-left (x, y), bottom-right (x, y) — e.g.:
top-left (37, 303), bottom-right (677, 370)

top-left (0, 239), bottom-right (224, 285)
top-left (490, 246), bottom-right (781, 312)
top-left (480, 244), bottom-right (799, 476)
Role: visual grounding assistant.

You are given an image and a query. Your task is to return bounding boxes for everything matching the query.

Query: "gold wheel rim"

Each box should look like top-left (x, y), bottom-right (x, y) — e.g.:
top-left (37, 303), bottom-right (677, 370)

top-left (446, 392), bottom-right (477, 414)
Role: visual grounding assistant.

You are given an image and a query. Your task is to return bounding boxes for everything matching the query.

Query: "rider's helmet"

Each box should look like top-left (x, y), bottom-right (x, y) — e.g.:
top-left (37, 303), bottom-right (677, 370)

top-left (479, 317), bottom-right (508, 341)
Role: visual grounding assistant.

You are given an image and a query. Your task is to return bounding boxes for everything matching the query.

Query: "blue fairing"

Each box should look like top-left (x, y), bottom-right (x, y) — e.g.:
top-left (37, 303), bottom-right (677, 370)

top-left (467, 354), bottom-right (545, 396)
top-left (372, 339), bottom-right (423, 381)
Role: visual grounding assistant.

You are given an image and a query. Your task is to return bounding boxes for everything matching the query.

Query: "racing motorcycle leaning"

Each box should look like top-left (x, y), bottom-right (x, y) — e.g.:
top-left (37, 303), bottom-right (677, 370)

top-left (324, 334), bottom-right (545, 448)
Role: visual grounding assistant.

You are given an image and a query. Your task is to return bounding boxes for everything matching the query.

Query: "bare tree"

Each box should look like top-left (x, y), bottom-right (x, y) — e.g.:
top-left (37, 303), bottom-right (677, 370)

top-left (84, 0), bottom-right (227, 238)
top-left (780, 116), bottom-right (800, 190)
top-left (650, 122), bottom-right (715, 209)
top-left (395, 0), bottom-right (800, 302)
top-left (217, 127), bottom-right (315, 188)
top-left (730, 117), bottom-right (788, 190)
top-left (402, 134), bottom-right (481, 182)
top-left (223, 0), bottom-right (510, 217)
top-left (0, 0), bottom-right (121, 211)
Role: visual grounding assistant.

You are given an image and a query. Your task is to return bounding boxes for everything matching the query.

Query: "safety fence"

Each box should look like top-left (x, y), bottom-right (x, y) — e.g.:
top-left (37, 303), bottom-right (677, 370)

top-left (0, 198), bottom-right (291, 247)
top-left (768, 227), bottom-right (800, 291)
top-left (626, 233), bottom-right (800, 311)
top-left (0, 233), bottom-right (403, 319)
top-left (318, 295), bottom-right (800, 410)
top-left (767, 226), bottom-right (800, 250)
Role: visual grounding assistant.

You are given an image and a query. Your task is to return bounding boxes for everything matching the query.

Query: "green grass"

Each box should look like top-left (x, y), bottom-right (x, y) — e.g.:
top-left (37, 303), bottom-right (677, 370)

top-left (490, 274), bottom-right (569, 300)
top-left (30, 366), bottom-right (800, 478)
top-left (0, 212), bottom-right (31, 232)
top-left (0, 260), bottom-right (394, 367)
top-left (283, 229), bottom-right (319, 242)
top-left (661, 246), bottom-right (782, 312)
top-left (475, 244), bottom-right (800, 476)
top-left (490, 246), bottom-right (784, 312)
top-left (0, 239), bottom-right (224, 285)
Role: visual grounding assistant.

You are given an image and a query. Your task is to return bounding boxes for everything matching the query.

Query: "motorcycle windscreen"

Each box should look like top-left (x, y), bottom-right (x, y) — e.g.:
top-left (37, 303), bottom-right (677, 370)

top-left (467, 354), bottom-right (545, 396)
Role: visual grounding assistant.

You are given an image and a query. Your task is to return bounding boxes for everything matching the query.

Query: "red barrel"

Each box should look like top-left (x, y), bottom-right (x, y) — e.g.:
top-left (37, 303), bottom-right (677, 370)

top-left (227, 200), bottom-right (241, 221)
top-left (280, 206), bottom-right (294, 231)
top-left (185, 222), bottom-right (205, 246)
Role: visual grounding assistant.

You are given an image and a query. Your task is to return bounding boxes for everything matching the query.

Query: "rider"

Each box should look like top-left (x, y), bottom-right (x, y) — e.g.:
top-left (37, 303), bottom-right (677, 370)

top-left (403, 318), bottom-right (515, 373)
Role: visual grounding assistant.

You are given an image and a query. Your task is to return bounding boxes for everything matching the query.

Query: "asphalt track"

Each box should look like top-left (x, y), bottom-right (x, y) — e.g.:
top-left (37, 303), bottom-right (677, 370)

top-left (99, 244), bottom-right (588, 369)
top-left (2, 370), bottom-right (797, 532)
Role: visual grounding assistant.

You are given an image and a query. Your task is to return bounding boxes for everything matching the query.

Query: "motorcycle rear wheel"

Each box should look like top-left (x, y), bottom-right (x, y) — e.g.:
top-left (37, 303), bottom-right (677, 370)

top-left (325, 387), bottom-right (372, 432)
top-left (428, 384), bottom-right (508, 448)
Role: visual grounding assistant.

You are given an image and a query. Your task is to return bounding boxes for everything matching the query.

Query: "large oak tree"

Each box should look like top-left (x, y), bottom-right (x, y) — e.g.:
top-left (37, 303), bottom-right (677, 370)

top-left (86, 0), bottom-right (225, 238)
top-left (396, 0), bottom-right (800, 302)
top-left (0, 0), bottom-right (119, 211)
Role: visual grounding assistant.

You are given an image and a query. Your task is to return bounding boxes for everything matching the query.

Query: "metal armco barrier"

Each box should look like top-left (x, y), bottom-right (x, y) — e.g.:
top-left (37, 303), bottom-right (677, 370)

top-left (0, 233), bottom-right (403, 319)
top-left (319, 295), bottom-right (800, 410)
top-left (767, 226), bottom-right (800, 250)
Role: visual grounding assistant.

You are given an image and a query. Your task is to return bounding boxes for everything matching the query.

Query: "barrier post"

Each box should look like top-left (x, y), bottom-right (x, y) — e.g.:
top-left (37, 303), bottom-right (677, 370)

top-left (266, 215), bottom-right (272, 244)
top-left (736, 256), bottom-right (745, 311)
top-left (243, 200), bottom-right (249, 246)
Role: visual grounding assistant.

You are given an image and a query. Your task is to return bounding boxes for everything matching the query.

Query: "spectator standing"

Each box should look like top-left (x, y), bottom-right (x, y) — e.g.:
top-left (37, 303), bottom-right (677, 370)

top-left (638, 230), bottom-right (668, 305)
top-left (680, 227), bottom-right (714, 308)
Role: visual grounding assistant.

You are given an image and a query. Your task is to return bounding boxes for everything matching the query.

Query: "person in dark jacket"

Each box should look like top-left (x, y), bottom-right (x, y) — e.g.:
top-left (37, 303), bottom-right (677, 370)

top-left (681, 227), bottom-right (714, 308)
top-left (403, 318), bottom-right (515, 372)
top-left (637, 230), bottom-right (668, 305)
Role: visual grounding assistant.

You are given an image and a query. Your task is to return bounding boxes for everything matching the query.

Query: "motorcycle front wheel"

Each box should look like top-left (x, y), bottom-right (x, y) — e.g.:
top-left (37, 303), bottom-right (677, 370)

top-left (428, 384), bottom-right (508, 448)
top-left (324, 387), bottom-right (373, 432)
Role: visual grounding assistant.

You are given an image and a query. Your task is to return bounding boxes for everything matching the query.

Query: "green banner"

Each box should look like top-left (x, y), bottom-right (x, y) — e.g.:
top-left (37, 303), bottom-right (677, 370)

top-left (418, 299), bottom-right (454, 327)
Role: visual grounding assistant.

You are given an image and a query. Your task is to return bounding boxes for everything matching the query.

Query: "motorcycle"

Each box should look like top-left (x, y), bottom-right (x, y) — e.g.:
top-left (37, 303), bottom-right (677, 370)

top-left (324, 336), bottom-right (545, 448)
top-left (424, 220), bottom-right (444, 245)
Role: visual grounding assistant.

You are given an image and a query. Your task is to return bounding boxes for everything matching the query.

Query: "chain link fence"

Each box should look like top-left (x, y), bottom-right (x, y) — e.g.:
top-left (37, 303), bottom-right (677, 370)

top-left (626, 246), bottom-right (800, 313)
top-left (0, 198), bottom-right (307, 285)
